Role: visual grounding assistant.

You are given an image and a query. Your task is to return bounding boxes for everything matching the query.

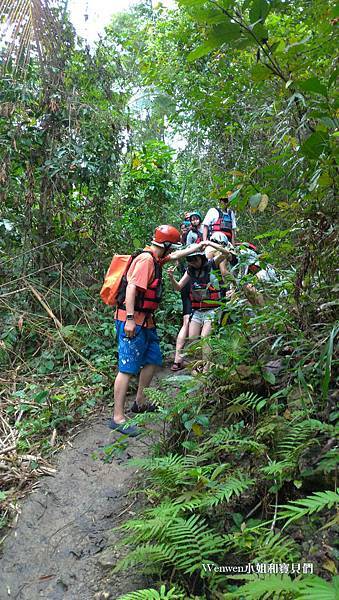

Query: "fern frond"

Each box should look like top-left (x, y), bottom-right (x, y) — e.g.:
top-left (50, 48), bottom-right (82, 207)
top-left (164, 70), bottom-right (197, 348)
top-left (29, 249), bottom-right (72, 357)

top-left (252, 530), bottom-right (299, 564)
top-left (315, 448), bottom-right (339, 474)
top-left (226, 403), bottom-right (248, 417)
top-left (223, 574), bottom-right (298, 598)
top-left (260, 460), bottom-right (296, 478)
top-left (113, 543), bottom-right (175, 574)
top-left (205, 474), bottom-right (255, 507)
top-left (116, 585), bottom-right (185, 600)
top-left (131, 454), bottom-right (191, 489)
top-left (202, 424), bottom-right (266, 456)
top-left (224, 574), bottom-right (339, 599)
top-left (120, 502), bottom-right (181, 543)
top-left (296, 574), bottom-right (339, 600)
top-left (232, 391), bottom-right (267, 412)
top-left (278, 489), bottom-right (339, 528)
top-left (276, 419), bottom-right (328, 461)
top-left (165, 514), bottom-right (225, 574)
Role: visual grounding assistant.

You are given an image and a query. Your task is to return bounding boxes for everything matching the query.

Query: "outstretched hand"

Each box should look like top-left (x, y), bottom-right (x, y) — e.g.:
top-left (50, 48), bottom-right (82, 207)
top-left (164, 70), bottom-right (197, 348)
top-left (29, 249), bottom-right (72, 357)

top-left (167, 266), bottom-right (176, 278)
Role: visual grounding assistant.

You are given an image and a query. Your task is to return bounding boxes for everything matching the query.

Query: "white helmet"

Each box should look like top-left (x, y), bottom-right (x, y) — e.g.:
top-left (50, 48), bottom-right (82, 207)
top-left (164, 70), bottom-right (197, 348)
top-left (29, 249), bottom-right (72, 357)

top-left (210, 232), bottom-right (229, 246)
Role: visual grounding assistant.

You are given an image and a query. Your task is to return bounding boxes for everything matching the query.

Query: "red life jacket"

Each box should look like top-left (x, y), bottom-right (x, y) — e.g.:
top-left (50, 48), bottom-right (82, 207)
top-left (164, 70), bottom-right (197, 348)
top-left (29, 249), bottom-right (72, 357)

top-left (117, 251), bottom-right (162, 313)
top-left (194, 229), bottom-right (203, 243)
top-left (210, 208), bottom-right (233, 239)
top-left (188, 262), bottom-right (221, 311)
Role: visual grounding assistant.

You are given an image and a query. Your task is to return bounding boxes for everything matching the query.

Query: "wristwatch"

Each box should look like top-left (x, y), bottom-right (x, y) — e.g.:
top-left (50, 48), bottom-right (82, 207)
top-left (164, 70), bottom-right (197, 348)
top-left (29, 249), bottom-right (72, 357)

top-left (126, 314), bottom-right (135, 320)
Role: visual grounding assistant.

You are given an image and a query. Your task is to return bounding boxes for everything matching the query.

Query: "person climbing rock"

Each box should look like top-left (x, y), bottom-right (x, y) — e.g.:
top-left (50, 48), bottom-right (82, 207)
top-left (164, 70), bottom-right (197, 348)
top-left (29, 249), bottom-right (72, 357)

top-left (234, 242), bottom-right (277, 307)
top-left (205, 232), bottom-right (237, 296)
top-left (202, 192), bottom-right (237, 245)
top-left (109, 226), bottom-right (206, 436)
top-left (186, 210), bottom-right (203, 245)
top-left (168, 241), bottom-right (233, 372)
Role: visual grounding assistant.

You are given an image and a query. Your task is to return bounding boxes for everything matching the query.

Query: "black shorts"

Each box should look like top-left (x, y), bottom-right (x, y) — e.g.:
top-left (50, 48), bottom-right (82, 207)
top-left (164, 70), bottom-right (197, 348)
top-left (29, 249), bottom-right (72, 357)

top-left (180, 282), bottom-right (192, 316)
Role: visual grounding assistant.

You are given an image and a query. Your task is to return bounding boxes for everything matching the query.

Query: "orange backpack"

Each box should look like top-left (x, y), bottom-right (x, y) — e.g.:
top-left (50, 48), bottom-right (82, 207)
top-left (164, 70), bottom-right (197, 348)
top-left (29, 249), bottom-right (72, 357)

top-left (100, 255), bottom-right (133, 306)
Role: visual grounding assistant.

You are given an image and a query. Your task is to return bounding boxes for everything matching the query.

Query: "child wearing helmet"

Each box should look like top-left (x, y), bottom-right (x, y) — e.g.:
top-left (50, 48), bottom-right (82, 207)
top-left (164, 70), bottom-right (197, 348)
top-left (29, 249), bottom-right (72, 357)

top-left (186, 211), bottom-right (204, 245)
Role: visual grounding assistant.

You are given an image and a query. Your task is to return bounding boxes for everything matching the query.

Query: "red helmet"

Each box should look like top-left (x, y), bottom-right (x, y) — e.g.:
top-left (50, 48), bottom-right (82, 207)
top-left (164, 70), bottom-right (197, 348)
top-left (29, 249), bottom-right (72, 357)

top-left (153, 225), bottom-right (181, 249)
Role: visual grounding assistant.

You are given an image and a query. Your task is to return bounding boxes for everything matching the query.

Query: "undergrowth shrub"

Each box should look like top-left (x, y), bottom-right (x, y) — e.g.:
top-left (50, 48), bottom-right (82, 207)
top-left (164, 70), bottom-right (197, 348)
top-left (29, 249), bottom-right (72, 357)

top-left (112, 273), bottom-right (338, 599)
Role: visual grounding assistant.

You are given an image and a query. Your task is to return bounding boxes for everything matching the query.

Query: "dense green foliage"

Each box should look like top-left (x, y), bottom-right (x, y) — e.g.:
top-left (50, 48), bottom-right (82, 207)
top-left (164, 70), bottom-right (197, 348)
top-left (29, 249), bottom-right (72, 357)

top-left (0, 0), bottom-right (338, 597)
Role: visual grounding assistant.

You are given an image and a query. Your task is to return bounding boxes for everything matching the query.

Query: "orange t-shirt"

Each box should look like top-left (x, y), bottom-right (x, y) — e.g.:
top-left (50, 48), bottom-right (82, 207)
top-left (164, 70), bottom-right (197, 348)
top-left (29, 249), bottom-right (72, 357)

top-left (115, 248), bottom-right (161, 327)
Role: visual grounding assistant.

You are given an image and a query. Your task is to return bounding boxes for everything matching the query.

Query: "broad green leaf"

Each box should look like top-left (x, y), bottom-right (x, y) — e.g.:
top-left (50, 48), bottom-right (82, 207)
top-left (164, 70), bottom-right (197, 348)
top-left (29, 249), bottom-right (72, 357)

top-left (195, 414), bottom-right (209, 427)
top-left (263, 370), bottom-right (276, 384)
top-left (209, 21), bottom-right (243, 43)
top-left (234, 35), bottom-right (256, 49)
top-left (178, 0), bottom-right (206, 6)
top-left (228, 188), bottom-right (242, 202)
top-left (188, 7), bottom-right (227, 25)
top-left (187, 41), bottom-right (217, 62)
top-left (301, 131), bottom-right (329, 159)
top-left (192, 423), bottom-right (203, 436)
top-left (249, 0), bottom-right (270, 24)
top-left (329, 66), bottom-right (339, 89)
top-left (252, 23), bottom-right (268, 41)
top-left (258, 194), bottom-right (269, 212)
top-left (298, 77), bottom-right (328, 97)
top-left (249, 193), bottom-right (262, 208)
top-left (251, 64), bottom-right (272, 82)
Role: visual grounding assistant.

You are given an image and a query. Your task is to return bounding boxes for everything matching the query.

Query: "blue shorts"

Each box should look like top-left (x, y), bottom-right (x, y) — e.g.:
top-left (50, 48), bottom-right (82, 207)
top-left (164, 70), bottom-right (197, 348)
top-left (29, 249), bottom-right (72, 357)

top-left (115, 320), bottom-right (163, 375)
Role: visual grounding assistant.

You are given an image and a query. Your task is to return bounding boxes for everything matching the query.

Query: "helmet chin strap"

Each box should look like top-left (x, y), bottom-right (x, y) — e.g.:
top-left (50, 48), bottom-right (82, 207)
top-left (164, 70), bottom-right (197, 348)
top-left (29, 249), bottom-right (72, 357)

top-left (163, 242), bottom-right (173, 256)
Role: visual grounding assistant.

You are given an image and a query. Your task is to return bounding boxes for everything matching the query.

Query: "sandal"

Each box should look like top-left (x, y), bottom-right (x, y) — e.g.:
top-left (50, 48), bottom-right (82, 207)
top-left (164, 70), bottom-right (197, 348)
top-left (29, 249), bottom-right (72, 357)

top-left (170, 361), bottom-right (184, 372)
top-left (107, 419), bottom-right (141, 437)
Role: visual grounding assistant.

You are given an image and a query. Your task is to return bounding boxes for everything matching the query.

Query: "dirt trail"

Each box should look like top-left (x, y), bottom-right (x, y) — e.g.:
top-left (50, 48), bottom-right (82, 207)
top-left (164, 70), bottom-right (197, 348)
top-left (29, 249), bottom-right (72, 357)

top-left (0, 370), bottom-right (172, 600)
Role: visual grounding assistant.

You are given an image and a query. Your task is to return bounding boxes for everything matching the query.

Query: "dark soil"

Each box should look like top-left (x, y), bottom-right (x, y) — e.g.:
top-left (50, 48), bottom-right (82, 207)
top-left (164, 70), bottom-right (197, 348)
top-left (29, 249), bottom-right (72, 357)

top-left (0, 369), bottom-right (172, 600)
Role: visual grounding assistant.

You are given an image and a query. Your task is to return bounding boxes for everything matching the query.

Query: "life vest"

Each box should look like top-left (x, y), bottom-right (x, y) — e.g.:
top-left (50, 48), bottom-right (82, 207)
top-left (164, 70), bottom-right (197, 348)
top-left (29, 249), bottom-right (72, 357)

top-left (117, 251), bottom-right (162, 313)
top-left (210, 208), bottom-right (233, 239)
top-left (188, 262), bottom-right (221, 311)
top-left (190, 227), bottom-right (203, 243)
top-left (248, 263), bottom-right (261, 274)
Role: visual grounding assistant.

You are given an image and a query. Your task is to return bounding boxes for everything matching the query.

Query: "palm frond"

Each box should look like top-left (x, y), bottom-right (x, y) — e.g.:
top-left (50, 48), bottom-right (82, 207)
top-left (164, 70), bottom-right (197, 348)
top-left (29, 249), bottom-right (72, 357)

top-left (0, 0), bottom-right (64, 77)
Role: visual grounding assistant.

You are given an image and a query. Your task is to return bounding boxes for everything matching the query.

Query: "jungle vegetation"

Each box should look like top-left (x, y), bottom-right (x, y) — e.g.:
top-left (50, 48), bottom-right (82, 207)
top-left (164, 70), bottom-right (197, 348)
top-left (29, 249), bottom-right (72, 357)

top-left (0, 0), bottom-right (338, 598)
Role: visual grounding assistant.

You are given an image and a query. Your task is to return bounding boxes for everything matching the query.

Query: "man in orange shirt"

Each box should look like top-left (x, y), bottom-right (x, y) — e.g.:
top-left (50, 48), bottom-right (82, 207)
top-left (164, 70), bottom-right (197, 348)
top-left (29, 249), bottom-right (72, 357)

top-left (109, 225), bottom-right (206, 436)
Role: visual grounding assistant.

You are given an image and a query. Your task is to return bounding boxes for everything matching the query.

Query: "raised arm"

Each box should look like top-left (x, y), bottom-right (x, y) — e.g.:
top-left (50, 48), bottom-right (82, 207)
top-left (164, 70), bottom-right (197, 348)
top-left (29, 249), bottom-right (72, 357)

top-left (167, 241), bottom-right (205, 261)
top-left (206, 240), bottom-right (232, 256)
top-left (167, 267), bottom-right (190, 291)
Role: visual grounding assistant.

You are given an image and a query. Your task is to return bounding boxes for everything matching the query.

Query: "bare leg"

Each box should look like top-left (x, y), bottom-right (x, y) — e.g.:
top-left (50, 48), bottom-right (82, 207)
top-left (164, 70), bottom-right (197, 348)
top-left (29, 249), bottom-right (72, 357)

top-left (188, 318), bottom-right (203, 373)
top-left (135, 363), bottom-right (157, 406)
top-left (188, 319), bottom-right (202, 340)
top-left (174, 314), bottom-right (190, 363)
top-left (114, 371), bottom-right (132, 423)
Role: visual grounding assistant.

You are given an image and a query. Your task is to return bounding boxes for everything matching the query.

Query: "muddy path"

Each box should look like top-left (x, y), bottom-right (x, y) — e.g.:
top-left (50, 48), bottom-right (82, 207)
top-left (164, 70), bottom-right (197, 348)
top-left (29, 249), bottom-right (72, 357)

top-left (0, 369), bottom-right (173, 600)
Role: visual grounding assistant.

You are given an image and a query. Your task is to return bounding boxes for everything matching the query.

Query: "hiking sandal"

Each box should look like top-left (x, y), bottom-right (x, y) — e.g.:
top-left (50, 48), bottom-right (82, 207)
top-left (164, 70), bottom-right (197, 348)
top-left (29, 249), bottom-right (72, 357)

top-left (107, 419), bottom-right (141, 437)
